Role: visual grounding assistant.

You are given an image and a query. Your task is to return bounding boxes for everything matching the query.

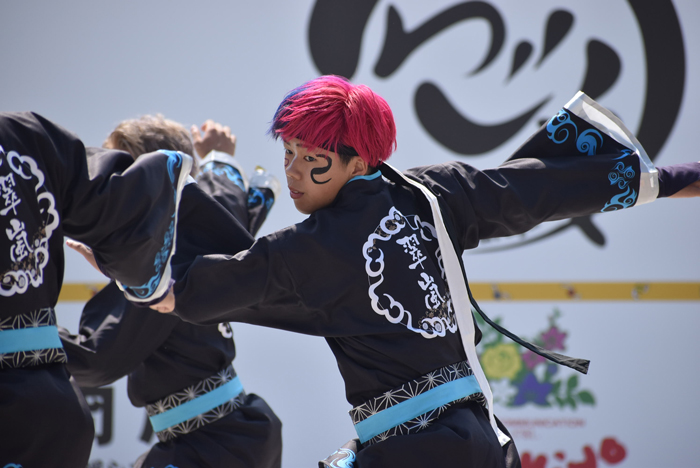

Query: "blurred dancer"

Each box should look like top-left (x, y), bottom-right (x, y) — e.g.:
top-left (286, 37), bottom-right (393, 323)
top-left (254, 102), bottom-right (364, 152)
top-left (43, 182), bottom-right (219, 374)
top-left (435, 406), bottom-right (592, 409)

top-left (62, 115), bottom-right (282, 468)
top-left (0, 111), bottom-right (196, 467)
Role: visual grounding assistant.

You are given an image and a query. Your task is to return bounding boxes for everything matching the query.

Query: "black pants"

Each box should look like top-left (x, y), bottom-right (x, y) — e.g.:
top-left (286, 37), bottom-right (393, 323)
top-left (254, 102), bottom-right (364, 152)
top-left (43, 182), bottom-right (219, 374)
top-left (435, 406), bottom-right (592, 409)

top-left (355, 401), bottom-right (520, 468)
top-left (0, 364), bottom-right (95, 468)
top-left (134, 393), bottom-right (283, 468)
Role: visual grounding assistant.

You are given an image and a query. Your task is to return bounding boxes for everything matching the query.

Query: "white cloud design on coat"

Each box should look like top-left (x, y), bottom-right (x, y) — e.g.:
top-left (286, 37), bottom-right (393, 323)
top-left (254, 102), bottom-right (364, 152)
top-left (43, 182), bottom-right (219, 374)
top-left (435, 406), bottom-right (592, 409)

top-left (1, 150), bottom-right (59, 296)
top-left (363, 206), bottom-right (457, 339)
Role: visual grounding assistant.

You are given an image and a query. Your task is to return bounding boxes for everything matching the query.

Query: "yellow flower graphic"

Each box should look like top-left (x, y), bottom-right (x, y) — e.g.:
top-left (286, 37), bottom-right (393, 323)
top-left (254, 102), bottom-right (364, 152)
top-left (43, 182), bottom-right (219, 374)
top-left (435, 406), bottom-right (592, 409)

top-left (481, 343), bottom-right (523, 380)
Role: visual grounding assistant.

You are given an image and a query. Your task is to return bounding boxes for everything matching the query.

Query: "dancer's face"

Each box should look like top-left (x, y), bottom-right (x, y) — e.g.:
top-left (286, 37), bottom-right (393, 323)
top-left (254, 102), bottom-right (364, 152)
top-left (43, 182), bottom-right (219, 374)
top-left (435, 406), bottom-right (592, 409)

top-left (283, 138), bottom-right (364, 214)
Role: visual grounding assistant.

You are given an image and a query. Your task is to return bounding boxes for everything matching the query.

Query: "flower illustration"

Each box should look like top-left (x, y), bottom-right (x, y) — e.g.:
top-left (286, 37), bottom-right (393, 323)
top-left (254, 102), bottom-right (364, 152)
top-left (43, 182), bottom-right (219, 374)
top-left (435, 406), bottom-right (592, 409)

top-left (490, 378), bottom-right (518, 405)
top-left (541, 325), bottom-right (567, 350)
top-left (481, 343), bottom-right (523, 380)
top-left (522, 350), bottom-right (546, 370)
top-left (513, 373), bottom-right (553, 406)
top-left (477, 308), bottom-right (595, 409)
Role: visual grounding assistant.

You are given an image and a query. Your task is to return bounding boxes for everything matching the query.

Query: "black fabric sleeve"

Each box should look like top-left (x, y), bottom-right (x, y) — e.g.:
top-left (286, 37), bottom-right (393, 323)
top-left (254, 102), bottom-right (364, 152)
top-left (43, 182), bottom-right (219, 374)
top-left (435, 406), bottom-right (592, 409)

top-left (656, 162), bottom-right (700, 197)
top-left (61, 156), bottom-right (255, 386)
top-left (247, 186), bottom-right (275, 236)
top-left (65, 148), bottom-right (192, 294)
top-left (172, 233), bottom-right (316, 332)
top-left (195, 160), bottom-right (249, 228)
top-left (408, 154), bottom-right (646, 250)
top-left (59, 282), bottom-right (179, 387)
top-left (0, 112), bottom-right (191, 310)
top-left (196, 157), bottom-right (276, 236)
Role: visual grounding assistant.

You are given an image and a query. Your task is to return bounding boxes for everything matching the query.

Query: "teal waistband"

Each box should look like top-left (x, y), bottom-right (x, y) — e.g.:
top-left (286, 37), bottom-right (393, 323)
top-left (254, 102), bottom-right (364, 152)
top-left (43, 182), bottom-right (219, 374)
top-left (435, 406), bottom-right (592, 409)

top-left (353, 374), bottom-right (481, 443)
top-left (149, 375), bottom-right (244, 433)
top-left (0, 325), bottom-right (63, 354)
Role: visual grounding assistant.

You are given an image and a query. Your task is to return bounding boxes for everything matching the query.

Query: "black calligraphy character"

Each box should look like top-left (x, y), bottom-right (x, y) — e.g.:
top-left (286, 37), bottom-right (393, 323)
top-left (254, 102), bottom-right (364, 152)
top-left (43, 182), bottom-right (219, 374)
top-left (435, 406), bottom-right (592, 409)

top-left (140, 410), bottom-right (154, 443)
top-left (308, 0), bottom-right (686, 247)
top-left (81, 386), bottom-right (114, 446)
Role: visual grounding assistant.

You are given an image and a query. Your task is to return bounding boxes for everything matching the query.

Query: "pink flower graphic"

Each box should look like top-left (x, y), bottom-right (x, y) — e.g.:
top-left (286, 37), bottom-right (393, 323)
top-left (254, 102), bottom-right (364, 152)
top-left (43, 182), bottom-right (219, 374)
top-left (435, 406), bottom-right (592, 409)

top-left (522, 350), bottom-right (546, 370)
top-left (541, 325), bottom-right (567, 351)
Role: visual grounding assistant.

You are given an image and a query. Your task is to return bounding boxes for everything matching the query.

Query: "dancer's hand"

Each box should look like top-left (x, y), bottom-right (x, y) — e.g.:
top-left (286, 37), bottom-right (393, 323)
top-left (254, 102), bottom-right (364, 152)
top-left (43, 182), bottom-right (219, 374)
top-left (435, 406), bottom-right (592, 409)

top-left (66, 239), bottom-right (100, 273)
top-left (150, 286), bottom-right (175, 313)
top-left (191, 120), bottom-right (236, 158)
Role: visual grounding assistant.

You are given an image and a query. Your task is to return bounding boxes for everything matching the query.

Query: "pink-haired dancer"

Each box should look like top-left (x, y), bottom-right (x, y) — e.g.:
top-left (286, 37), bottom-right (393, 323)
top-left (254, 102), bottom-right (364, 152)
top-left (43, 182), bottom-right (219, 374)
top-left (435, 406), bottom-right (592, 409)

top-left (150, 76), bottom-right (700, 467)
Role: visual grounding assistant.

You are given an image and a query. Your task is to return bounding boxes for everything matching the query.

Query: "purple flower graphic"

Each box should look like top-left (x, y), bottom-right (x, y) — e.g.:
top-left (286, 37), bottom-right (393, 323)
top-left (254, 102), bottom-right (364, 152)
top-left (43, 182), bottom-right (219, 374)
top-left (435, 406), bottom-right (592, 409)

top-left (513, 373), bottom-right (552, 406)
top-left (522, 350), bottom-right (546, 370)
top-left (476, 309), bottom-right (595, 409)
top-left (541, 325), bottom-right (567, 350)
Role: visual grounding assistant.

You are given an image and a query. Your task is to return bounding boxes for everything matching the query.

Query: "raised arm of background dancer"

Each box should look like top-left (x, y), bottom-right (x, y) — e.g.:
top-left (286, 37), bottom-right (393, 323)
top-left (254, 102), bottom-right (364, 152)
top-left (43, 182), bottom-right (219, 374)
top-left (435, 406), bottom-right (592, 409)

top-left (193, 120), bottom-right (249, 226)
top-left (193, 120), bottom-right (279, 235)
top-left (191, 120), bottom-right (236, 158)
top-left (246, 166), bottom-right (280, 236)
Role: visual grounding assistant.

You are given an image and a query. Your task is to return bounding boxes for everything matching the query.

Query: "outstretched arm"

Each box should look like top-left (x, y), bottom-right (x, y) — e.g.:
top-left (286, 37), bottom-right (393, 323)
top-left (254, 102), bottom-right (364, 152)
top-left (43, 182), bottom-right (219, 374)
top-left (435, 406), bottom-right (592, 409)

top-left (658, 162), bottom-right (700, 198)
top-left (671, 179), bottom-right (700, 197)
top-left (151, 239), bottom-right (282, 325)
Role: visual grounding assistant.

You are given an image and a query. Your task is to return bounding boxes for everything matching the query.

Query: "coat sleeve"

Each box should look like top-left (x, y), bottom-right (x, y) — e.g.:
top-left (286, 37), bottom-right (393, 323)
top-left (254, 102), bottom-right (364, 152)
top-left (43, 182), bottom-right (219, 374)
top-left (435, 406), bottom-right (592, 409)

top-left (656, 162), bottom-right (700, 197)
top-left (77, 147), bottom-right (193, 303)
top-left (172, 231), bottom-right (328, 334)
top-left (59, 282), bottom-right (179, 387)
top-left (195, 151), bottom-right (250, 228)
top-left (196, 151), bottom-right (278, 236)
top-left (246, 167), bottom-right (279, 236)
top-left (407, 92), bottom-right (693, 250)
top-left (0, 112), bottom-right (192, 308)
top-left (61, 155), bottom-right (256, 385)
top-left (408, 154), bottom-right (643, 249)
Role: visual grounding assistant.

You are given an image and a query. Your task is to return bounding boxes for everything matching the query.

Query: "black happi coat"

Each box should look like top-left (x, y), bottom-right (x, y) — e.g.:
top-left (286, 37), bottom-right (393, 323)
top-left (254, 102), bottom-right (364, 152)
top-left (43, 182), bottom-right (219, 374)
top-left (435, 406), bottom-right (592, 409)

top-left (171, 98), bottom-right (699, 466)
top-left (61, 158), bottom-right (282, 468)
top-left (0, 112), bottom-right (195, 468)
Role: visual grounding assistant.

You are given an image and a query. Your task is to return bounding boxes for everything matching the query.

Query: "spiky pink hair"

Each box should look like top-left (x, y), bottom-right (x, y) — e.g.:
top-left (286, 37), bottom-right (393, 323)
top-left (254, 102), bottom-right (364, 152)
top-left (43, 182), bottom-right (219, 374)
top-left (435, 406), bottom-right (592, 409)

top-left (269, 75), bottom-right (397, 167)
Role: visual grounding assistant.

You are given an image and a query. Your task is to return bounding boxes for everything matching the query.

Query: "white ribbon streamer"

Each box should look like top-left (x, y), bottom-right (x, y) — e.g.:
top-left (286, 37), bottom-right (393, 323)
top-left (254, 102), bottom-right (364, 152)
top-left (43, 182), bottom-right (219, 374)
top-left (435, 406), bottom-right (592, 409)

top-left (384, 163), bottom-right (511, 446)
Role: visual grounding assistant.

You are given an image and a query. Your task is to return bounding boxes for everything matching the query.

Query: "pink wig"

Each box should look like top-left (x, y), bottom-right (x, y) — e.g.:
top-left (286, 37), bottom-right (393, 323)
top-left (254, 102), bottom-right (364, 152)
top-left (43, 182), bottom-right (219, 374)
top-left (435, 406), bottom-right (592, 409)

top-left (269, 75), bottom-right (397, 167)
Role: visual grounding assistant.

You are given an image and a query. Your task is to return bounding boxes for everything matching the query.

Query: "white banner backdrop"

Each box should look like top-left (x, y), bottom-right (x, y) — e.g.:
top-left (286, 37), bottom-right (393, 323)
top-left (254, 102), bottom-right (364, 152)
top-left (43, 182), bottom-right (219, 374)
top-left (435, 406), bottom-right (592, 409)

top-left (5, 0), bottom-right (698, 466)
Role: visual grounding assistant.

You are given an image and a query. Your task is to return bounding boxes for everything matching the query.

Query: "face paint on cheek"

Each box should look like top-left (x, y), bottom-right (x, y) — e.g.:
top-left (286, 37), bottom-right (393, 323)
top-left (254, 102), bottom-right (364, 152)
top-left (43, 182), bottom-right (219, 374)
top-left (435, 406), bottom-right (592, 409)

top-left (310, 155), bottom-right (333, 184)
